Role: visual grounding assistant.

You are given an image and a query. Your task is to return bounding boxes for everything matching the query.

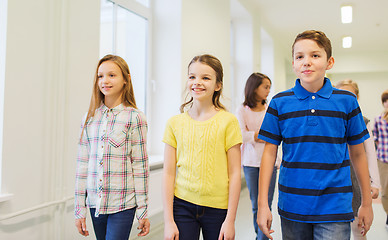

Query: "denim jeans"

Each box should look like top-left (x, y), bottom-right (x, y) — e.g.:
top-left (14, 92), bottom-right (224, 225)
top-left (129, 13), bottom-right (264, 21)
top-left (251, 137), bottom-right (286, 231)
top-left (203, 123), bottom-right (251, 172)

top-left (281, 217), bottom-right (350, 240)
top-left (173, 197), bottom-right (227, 240)
top-left (90, 207), bottom-right (136, 240)
top-left (243, 166), bottom-right (277, 240)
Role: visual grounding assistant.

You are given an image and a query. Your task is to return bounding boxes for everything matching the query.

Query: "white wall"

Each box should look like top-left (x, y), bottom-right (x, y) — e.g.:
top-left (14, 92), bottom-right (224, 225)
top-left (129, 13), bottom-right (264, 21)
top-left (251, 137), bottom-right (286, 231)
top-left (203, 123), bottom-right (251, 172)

top-left (0, 0), bottom-right (99, 239)
top-left (230, 0), bottom-right (253, 112)
top-left (149, 0), bottom-right (182, 156)
top-left (181, 0), bottom-right (232, 108)
top-left (331, 72), bottom-right (388, 122)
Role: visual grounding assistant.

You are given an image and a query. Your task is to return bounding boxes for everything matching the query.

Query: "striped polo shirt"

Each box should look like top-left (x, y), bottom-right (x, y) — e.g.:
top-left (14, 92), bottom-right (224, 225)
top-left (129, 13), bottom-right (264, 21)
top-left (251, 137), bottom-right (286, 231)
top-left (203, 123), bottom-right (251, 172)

top-left (259, 78), bottom-right (369, 223)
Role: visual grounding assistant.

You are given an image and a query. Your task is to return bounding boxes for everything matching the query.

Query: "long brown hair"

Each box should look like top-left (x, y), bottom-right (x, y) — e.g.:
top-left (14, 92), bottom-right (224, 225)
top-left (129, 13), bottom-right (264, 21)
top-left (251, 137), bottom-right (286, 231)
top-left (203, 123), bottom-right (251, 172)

top-left (80, 54), bottom-right (137, 140)
top-left (382, 89), bottom-right (388, 121)
top-left (180, 54), bottom-right (226, 113)
top-left (243, 72), bottom-right (271, 108)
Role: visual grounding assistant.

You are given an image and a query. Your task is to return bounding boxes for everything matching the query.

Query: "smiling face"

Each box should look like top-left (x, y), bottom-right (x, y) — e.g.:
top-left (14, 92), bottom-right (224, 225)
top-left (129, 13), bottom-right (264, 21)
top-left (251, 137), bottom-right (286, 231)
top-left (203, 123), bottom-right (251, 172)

top-left (292, 39), bottom-right (334, 92)
top-left (187, 61), bottom-right (221, 103)
top-left (97, 60), bottom-right (126, 105)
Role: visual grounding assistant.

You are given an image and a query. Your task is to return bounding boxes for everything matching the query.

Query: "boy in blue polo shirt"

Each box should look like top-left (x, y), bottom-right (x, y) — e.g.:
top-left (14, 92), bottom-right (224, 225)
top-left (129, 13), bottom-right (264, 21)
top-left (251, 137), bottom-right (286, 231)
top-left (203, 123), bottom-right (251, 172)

top-left (257, 30), bottom-right (373, 240)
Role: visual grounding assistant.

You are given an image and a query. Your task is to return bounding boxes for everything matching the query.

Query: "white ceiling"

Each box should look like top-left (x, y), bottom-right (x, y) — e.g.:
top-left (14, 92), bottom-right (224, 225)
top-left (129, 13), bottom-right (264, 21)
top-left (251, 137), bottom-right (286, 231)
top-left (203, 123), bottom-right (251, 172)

top-left (250, 0), bottom-right (388, 61)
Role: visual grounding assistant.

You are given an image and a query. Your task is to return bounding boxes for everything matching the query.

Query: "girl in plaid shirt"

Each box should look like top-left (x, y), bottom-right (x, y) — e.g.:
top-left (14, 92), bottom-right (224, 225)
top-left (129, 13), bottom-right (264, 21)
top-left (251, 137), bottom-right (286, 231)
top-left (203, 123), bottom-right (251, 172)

top-left (374, 89), bottom-right (388, 230)
top-left (75, 55), bottom-right (150, 239)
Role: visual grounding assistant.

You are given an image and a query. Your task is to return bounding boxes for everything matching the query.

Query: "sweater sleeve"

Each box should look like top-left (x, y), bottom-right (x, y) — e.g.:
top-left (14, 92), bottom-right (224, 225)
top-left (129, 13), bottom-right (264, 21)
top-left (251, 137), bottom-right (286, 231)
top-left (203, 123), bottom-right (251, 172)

top-left (236, 106), bottom-right (256, 144)
top-left (365, 123), bottom-right (381, 189)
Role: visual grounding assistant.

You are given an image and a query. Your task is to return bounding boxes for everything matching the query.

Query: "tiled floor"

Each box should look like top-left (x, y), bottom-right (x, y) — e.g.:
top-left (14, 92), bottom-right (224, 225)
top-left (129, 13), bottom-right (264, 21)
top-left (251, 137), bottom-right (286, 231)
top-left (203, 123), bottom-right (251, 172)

top-left (134, 186), bottom-right (388, 239)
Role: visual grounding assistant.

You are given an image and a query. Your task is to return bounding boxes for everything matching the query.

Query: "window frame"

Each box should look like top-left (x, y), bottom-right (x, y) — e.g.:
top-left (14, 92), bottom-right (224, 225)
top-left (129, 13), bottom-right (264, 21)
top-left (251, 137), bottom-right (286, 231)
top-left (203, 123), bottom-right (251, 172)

top-left (0, 0), bottom-right (8, 197)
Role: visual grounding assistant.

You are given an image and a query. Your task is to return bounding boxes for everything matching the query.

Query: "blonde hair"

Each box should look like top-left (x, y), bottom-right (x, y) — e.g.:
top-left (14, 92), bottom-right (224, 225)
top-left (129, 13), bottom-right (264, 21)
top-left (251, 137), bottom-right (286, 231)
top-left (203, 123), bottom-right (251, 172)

top-left (180, 54), bottom-right (226, 113)
top-left (81, 54), bottom-right (137, 141)
top-left (335, 79), bottom-right (359, 98)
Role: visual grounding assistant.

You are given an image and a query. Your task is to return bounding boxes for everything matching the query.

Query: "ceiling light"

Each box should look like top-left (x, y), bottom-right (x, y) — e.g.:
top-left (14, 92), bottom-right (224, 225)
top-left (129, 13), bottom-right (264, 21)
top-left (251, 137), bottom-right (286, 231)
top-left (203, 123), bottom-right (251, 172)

top-left (341, 5), bottom-right (352, 24)
top-left (342, 36), bottom-right (352, 48)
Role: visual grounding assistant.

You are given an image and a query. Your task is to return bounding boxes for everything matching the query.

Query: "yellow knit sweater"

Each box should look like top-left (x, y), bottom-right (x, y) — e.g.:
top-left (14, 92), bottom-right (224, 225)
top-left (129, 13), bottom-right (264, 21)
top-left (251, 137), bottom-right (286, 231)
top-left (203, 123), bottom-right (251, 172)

top-left (163, 110), bottom-right (242, 209)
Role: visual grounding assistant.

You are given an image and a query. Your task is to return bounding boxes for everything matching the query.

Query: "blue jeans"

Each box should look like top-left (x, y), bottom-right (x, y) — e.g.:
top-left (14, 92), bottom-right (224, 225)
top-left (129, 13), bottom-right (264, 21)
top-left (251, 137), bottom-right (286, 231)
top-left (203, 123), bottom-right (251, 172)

top-left (173, 197), bottom-right (227, 240)
top-left (281, 217), bottom-right (350, 240)
top-left (90, 208), bottom-right (136, 240)
top-left (243, 166), bottom-right (277, 240)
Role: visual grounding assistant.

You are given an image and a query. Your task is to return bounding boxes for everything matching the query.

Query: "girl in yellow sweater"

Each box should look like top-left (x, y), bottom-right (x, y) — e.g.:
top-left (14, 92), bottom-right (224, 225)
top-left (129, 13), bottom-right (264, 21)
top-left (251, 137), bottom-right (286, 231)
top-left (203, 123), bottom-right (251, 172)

top-left (162, 54), bottom-right (242, 240)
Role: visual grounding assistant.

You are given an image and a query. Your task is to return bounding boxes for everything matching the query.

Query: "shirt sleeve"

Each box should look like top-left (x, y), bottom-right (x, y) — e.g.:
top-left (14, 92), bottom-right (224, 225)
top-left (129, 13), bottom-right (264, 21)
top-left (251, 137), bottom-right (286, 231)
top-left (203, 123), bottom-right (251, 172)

top-left (130, 111), bottom-right (149, 220)
top-left (162, 117), bottom-right (177, 148)
top-left (258, 99), bottom-right (282, 145)
top-left (225, 115), bottom-right (243, 151)
top-left (75, 115), bottom-right (89, 219)
top-left (346, 99), bottom-right (369, 145)
top-left (236, 106), bottom-right (256, 144)
top-left (373, 117), bottom-right (379, 142)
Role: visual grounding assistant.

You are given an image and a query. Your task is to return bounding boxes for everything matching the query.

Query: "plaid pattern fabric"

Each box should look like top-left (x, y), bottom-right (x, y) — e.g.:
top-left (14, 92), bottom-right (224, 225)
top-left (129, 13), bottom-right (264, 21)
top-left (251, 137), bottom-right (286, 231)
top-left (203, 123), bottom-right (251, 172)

top-left (75, 104), bottom-right (149, 220)
top-left (374, 115), bottom-right (388, 163)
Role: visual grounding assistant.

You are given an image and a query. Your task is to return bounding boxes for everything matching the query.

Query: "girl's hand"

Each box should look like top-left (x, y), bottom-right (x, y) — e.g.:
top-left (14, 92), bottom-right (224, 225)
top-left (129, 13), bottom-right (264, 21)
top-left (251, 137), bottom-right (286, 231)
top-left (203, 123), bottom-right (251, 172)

top-left (371, 187), bottom-right (379, 199)
top-left (218, 219), bottom-right (235, 240)
top-left (254, 131), bottom-right (265, 143)
top-left (137, 218), bottom-right (150, 236)
top-left (164, 221), bottom-right (179, 240)
top-left (75, 218), bottom-right (89, 236)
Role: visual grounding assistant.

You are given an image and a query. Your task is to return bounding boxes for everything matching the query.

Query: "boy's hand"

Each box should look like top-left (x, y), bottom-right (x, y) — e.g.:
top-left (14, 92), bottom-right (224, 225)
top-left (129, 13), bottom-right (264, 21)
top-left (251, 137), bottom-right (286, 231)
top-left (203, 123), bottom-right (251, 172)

top-left (371, 187), bottom-right (379, 199)
top-left (357, 204), bottom-right (373, 236)
top-left (137, 218), bottom-right (150, 236)
top-left (164, 221), bottom-right (179, 240)
top-left (75, 218), bottom-right (89, 236)
top-left (218, 219), bottom-right (235, 240)
top-left (257, 206), bottom-right (274, 240)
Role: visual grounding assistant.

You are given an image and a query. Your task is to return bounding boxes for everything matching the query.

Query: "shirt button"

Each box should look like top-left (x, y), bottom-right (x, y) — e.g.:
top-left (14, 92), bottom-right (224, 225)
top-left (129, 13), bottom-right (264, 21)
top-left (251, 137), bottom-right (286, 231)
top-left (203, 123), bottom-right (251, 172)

top-left (311, 109), bottom-right (315, 113)
top-left (312, 96), bottom-right (316, 99)
top-left (101, 145), bottom-right (104, 148)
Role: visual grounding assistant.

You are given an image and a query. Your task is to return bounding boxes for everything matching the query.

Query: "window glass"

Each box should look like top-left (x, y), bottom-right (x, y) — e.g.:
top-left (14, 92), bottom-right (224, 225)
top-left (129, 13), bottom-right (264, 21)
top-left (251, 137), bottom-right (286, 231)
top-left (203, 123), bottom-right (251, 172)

top-left (116, 6), bottom-right (147, 111)
top-left (99, 0), bottom-right (148, 113)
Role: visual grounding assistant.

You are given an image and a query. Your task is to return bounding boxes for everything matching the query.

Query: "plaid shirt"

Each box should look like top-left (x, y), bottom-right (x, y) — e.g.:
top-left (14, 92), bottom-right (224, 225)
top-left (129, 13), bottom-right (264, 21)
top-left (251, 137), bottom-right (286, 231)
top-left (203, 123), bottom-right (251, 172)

top-left (75, 104), bottom-right (149, 219)
top-left (373, 114), bottom-right (388, 163)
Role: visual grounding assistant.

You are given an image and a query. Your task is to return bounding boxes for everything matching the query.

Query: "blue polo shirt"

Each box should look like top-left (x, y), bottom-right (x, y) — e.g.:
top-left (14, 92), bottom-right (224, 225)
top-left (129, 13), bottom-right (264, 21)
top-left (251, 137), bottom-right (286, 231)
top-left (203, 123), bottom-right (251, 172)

top-left (259, 78), bottom-right (369, 223)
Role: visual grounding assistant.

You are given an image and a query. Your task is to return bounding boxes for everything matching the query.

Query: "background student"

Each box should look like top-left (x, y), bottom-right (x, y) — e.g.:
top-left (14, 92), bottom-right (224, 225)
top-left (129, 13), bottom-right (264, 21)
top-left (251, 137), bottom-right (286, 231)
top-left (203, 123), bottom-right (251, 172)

top-left (257, 30), bottom-right (373, 240)
top-left (74, 54), bottom-right (150, 239)
top-left (162, 54), bottom-right (242, 240)
top-left (373, 89), bottom-right (388, 230)
top-left (236, 72), bottom-right (278, 240)
top-left (336, 79), bottom-right (380, 240)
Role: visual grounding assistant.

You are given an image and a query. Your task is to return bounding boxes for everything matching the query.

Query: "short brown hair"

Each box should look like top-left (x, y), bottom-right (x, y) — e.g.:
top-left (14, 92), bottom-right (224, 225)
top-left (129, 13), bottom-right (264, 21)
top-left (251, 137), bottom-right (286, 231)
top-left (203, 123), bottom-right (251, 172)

top-left (292, 30), bottom-right (332, 59)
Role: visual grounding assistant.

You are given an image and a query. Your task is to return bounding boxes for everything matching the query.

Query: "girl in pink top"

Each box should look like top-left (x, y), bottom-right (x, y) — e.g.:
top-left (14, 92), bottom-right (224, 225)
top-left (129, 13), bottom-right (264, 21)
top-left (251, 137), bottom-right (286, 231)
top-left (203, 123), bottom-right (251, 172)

top-left (236, 73), bottom-right (278, 240)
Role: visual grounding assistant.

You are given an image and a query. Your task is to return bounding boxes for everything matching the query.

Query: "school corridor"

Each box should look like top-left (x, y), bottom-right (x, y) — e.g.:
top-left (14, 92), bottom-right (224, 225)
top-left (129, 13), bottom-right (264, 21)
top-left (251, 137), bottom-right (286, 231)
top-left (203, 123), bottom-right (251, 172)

top-left (130, 181), bottom-right (388, 240)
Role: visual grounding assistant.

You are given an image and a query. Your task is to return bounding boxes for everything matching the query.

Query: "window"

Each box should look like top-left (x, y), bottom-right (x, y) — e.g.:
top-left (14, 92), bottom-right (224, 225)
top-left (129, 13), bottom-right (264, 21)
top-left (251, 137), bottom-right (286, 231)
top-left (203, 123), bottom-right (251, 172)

top-left (0, 0), bottom-right (8, 195)
top-left (100, 0), bottom-right (150, 113)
